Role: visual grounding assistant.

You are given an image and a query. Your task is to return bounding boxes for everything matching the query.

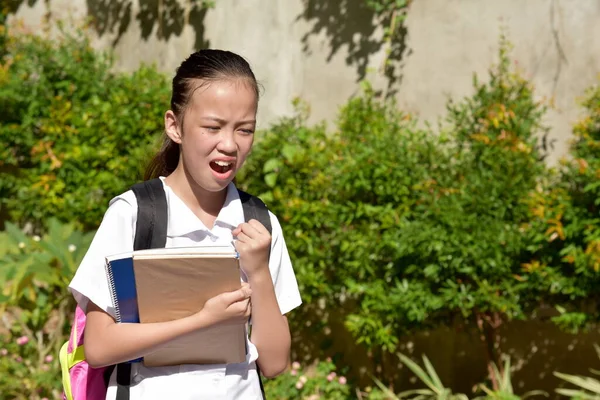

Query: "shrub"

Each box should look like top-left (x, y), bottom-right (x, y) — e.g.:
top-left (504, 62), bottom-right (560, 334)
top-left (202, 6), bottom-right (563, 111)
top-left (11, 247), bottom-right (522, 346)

top-left (0, 218), bottom-right (93, 398)
top-left (263, 359), bottom-right (352, 400)
top-left (0, 22), bottom-right (169, 231)
top-left (525, 79), bottom-right (600, 333)
top-left (239, 88), bottom-right (444, 374)
top-left (240, 37), bottom-right (554, 377)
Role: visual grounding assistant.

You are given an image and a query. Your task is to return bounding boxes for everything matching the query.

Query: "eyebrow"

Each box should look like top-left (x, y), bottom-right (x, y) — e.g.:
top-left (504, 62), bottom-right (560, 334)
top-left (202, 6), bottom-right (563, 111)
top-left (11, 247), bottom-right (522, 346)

top-left (201, 116), bottom-right (256, 125)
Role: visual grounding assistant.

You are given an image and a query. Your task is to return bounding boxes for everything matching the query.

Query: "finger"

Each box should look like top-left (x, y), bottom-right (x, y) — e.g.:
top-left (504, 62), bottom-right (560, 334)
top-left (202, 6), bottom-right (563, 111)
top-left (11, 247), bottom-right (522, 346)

top-left (220, 286), bottom-right (252, 304)
top-left (239, 221), bottom-right (262, 238)
top-left (247, 219), bottom-right (269, 235)
top-left (235, 231), bottom-right (252, 244)
top-left (232, 225), bottom-right (242, 236)
top-left (241, 282), bottom-right (251, 290)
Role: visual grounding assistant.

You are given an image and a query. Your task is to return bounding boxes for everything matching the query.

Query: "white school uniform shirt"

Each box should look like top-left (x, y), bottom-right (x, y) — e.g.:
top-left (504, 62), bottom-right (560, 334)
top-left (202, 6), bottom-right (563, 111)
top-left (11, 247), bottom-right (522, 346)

top-left (69, 178), bottom-right (302, 400)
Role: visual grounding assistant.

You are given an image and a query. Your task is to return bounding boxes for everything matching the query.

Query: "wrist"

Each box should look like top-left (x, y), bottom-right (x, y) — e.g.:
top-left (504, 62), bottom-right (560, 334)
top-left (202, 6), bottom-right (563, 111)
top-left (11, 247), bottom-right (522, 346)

top-left (247, 268), bottom-right (272, 286)
top-left (188, 308), bottom-right (213, 331)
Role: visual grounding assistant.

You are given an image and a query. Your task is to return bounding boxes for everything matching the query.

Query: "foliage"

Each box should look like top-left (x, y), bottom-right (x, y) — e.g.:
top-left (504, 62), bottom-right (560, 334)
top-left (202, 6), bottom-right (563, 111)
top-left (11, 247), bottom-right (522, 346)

top-left (373, 352), bottom-right (470, 400)
top-left (240, 88), bottom-right (443, 361)
top-left (364, 0), bottom-right (411, 75)
top-left (522, 78), bottom-right (600, 334)
top-left (0, 22), bottom-right (169, 231)
top-left (0, 6), bottom-right (8, 58)
top-left (0, 218), bottom-right (93, 398)
top-left (395, 34), bottom-right (551, 369)
top-left (263, 358), bottom-right (352, 400)
top-left (241, 36), bottom-right (555, 381)
top-left (554, 344), bottom-right (600, 399)
top-left (475, 356), bottom-right (547, 400)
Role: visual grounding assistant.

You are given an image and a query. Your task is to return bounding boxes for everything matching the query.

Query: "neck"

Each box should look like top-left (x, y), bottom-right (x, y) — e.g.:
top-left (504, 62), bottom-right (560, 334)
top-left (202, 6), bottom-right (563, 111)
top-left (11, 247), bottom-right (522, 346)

top-left (164, 166), bottom-right (227, 218)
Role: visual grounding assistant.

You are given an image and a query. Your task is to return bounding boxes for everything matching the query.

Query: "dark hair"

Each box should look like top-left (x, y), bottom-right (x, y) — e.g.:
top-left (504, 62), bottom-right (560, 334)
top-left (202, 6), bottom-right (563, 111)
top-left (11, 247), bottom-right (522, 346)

top-left (144, 49), bottom-right (259, 180)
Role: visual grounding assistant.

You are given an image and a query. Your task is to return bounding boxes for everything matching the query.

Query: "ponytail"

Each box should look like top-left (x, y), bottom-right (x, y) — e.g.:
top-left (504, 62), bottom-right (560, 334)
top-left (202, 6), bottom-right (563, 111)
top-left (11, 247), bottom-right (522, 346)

top-left (144, 136), bottom-right (180, 180)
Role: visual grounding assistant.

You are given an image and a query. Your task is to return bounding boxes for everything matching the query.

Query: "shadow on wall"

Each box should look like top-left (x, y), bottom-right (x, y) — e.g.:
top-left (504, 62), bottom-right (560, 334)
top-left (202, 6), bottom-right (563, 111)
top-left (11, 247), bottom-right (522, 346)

top-left (5, 0), bottom-right (210, 49)
top-left (297, 0), bottom-right (412, 97)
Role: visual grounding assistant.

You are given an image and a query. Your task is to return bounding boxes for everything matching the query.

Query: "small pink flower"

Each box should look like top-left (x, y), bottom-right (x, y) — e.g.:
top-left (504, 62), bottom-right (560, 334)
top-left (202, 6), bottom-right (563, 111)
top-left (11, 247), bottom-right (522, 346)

top-left (292, 361), bottom-right (301, 370)
top-left (327, 372), bottom-right (336, 381)
top-left (16, 356), bottom-right (23, 362)
top-left (299, 375), bottom-right (308, 384)
top-left (45, 355), bottom-right (53, 363)
top-left (295, 381), bottom-right (304, 390)
top-left (291, 369), bottom-right (298, 376)
top-left (0, 348), bottom-right (7, 356)
top-left (16, 336), bottom-right (29, 346)
top-left (338, 376), bottom-right (347, 385)
top-left (42, 398), bottom-right (49, 400)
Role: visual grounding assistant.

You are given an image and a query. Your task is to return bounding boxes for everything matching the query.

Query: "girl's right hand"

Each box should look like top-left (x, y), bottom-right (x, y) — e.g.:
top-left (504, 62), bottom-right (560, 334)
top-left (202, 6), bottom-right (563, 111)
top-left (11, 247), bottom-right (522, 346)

top-left (198, 283), bottom-right (252, 326)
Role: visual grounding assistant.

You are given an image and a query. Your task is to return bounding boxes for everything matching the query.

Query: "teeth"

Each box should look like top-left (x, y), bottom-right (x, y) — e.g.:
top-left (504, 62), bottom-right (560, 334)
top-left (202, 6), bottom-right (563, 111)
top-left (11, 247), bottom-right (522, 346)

top-left (214, 161), bottom-right (232, 167)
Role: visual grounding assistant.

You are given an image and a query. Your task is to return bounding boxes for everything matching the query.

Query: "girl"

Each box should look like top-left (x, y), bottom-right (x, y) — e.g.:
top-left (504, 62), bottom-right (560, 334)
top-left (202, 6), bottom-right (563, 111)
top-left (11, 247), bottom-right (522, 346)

top-left (69, 49), bottom-right (302, 399)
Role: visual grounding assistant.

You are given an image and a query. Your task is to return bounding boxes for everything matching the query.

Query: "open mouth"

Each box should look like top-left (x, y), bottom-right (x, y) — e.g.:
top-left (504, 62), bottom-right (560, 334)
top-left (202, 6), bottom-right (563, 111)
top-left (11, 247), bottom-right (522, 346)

top-left (210, 160), bottom-right (234, 175)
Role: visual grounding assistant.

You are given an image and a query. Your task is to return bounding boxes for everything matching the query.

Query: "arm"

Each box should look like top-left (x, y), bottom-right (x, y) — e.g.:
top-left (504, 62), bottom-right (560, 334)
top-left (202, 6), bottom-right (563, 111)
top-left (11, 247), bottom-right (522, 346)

top-left (247, 270), bottom-right (291, 377)
top-left (233, 220), bottom-right (293, 378)
top-left (84, 285), bottom-right (252, 368)
top-left (84, 303), bottom-right (208, 368)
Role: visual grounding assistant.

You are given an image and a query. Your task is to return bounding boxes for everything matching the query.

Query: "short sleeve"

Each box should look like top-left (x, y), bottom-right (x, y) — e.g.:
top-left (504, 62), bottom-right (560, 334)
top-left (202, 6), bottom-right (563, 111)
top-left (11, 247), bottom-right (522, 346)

top-left (267, 211), bottom-right (302, 315)
top-left (69, 195), bottom-right (136, 319)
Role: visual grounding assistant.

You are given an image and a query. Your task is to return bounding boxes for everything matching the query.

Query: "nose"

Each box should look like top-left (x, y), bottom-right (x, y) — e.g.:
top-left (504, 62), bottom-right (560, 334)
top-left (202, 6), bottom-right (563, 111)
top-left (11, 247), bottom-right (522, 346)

top-left (216, 129), bottom-right (236, 154)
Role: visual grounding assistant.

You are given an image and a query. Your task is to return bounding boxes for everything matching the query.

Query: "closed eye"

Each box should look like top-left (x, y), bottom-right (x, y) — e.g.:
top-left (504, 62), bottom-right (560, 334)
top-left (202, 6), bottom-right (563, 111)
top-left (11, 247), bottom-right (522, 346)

top-left (204, 126), bottom-right (221, 132)
top-left (239, 129), bottom-right (255, 135)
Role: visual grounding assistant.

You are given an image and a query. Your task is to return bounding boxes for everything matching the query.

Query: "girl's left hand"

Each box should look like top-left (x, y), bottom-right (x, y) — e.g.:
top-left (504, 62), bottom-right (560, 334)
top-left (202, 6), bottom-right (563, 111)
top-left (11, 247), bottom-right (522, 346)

top-left (232, 219), bottom-right (271, 277)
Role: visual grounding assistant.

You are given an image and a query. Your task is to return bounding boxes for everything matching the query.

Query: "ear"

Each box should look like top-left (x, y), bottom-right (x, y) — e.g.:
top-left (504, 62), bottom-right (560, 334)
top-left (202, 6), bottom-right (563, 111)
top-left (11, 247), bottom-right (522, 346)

top-left (165, 110), bottom-right (182, 144)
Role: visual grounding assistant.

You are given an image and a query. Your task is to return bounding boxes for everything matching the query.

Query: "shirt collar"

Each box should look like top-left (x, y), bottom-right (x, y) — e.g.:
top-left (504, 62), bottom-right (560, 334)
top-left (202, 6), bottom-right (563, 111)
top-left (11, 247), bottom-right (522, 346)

top-left (159, 178), bottom-right (245, 237)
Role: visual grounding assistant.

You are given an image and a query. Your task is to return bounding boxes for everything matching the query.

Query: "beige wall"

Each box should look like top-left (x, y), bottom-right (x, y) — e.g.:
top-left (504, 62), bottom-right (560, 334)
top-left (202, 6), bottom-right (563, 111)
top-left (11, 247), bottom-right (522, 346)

top-left (9, 0), bottom-right (600, 164)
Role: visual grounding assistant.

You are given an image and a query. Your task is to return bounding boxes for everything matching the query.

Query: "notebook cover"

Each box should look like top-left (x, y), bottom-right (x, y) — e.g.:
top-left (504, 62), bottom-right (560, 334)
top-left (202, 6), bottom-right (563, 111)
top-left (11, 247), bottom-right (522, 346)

top-left (105, 253), bottom-right (140, 324)
top-left (133, 252), bottom-right (246, 367)
top-left (105, 252), bottom-right (142, 363)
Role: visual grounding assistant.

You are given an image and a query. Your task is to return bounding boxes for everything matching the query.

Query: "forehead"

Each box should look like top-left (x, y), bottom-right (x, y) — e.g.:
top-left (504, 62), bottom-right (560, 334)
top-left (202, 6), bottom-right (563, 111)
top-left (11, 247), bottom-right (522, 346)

top-left (186, 78), bottom-right (258, 119)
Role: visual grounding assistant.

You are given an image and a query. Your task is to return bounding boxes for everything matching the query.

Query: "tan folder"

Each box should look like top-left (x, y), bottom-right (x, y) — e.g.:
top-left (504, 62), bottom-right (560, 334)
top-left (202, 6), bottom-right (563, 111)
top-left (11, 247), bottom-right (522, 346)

top-left (132, 246), bottom-right (246, 367)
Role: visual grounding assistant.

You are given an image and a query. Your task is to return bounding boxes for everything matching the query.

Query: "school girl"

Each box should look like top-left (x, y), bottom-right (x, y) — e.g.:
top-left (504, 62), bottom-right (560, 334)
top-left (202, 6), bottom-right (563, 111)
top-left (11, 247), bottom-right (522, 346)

top-left (69, 49), bottom-right (302, 400)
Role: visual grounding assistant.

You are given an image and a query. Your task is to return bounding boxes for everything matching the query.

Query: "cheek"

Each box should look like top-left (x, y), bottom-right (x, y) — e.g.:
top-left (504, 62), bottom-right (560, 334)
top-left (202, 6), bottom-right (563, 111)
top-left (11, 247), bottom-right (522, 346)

top-left (183, 133), bottom-right (215, 156)
top-left (235, 137), bottom-right (254, 166)
top-left (238, 136), bottom-right (254, 155)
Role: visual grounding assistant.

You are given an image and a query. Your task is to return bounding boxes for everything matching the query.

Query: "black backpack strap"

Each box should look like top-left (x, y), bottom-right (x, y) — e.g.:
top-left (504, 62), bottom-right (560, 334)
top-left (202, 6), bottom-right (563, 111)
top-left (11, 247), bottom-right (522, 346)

top-left (238, 189), bottom-right (272, 235)
top-left (131, 178), bottom-right (169, 251)
top-left (115, 178), bottom-right (169, 400)
top-left (238, 189), bottom-right (271, 400)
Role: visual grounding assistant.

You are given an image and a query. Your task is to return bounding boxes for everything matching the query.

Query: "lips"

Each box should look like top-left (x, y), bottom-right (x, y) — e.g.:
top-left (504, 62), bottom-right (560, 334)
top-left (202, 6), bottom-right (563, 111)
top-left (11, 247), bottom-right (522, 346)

top-left (209, 158), bottom-right (236, 180)
top-left (210, 160), bottom-right (233, 174)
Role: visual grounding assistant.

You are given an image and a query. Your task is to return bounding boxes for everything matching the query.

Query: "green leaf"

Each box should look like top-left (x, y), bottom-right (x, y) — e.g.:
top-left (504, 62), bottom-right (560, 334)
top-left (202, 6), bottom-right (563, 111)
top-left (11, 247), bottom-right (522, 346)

top-left (263, 158), bottom-right (282, 173)
top-left (398, 353), bottom-right (437, 391)
top-left (554, 372), bottom-right (600, 394)
top-left (264, 173), bottom-right (277, 188)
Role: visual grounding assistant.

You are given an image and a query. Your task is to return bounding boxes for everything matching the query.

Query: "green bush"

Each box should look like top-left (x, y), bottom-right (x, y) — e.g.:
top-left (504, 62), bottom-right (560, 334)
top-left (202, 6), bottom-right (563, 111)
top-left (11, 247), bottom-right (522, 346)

top-left (525, 79), bottom-right (600, 333)
top-left (264, 359), bottom-right (352, 400)
top-left (240, 88), bottom-right (442, 364)
top-left (0, 218), bottom-right (93, 399)
top-left (0, 23), bottom-right (169, 231)
top-left (240, 37), bottom-right (557, 375)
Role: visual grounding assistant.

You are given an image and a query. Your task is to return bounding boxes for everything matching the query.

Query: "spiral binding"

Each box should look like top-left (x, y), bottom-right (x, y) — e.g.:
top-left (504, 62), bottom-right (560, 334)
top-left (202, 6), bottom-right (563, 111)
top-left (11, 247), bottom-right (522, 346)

top-left (105, 261), bottom-right (122, 323)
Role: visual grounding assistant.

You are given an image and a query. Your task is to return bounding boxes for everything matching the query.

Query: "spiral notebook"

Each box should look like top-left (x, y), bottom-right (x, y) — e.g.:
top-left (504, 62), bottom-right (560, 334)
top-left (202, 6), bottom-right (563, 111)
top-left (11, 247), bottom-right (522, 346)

top-left (104, 245), bottom-right (247, 367)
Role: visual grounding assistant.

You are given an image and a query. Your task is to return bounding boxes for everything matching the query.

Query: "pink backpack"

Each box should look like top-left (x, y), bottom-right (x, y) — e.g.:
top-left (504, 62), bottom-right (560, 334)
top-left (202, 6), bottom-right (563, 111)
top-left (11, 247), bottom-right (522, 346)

top-left (59, 305), bottom-right (110, 400)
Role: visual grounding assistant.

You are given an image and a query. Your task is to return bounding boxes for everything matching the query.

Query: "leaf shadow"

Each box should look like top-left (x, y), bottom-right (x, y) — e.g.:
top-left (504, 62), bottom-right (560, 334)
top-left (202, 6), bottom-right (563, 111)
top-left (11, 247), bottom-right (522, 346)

top-left (297, 0), bottom-right (411, 97)
top-left (2, 0), bottom-right (210, 50)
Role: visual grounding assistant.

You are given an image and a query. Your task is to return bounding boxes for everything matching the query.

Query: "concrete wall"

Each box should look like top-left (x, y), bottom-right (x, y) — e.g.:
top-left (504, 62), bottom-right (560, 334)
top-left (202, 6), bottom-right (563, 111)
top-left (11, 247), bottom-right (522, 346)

top-left (9, 0), bottom-right (600, 164)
